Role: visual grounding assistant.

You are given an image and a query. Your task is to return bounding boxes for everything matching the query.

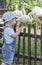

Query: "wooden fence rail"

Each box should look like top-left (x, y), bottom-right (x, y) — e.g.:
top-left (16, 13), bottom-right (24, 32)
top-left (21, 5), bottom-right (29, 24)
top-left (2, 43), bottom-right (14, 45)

top-left (0, 22), bottom-right (42, 65)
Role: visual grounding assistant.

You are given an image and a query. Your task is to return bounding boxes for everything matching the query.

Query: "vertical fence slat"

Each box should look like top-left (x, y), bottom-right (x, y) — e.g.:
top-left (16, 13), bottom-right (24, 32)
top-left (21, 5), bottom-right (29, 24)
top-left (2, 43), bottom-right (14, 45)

top-left (28, 24), bottom-right (31, 65)
top-left (41, 22), bottom-right (42, 65)
top-left (17, 35), bottom-right (21, 64)
top-left (34, 24), bottom-right (37, 65)
top-left (0, 44), bottom-right (2, 53)
top-left (23, 28), bottom-right (26, 65)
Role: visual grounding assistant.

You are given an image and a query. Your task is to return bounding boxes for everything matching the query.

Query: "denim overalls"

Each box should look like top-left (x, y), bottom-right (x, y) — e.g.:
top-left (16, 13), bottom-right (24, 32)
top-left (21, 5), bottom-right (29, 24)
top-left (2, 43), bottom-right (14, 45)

top-left (2, 26), bottom-right (16, 64)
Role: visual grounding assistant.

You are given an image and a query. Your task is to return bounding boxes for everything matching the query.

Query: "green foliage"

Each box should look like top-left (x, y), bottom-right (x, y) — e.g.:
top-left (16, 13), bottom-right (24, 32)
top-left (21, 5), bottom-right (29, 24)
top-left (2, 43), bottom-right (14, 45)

top-left (6, 0), bottom-right (42, 13)
top-left (39, 17), bottom-right (42, 21)
top-left (6, 0), bottom-right (42, 25)
top-left (6, 0), bottom-right (42, 12)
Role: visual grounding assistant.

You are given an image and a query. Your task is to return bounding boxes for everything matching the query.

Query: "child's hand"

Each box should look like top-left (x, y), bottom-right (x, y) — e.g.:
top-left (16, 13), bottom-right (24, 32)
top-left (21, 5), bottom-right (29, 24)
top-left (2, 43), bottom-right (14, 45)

top-left (18, 27), bottom-right (22, 33)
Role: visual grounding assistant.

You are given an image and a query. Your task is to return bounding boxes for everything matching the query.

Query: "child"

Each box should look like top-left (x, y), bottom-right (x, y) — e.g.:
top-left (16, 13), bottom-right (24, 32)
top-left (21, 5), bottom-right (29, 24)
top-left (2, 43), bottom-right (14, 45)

top-left (1, 11), bottom-right (22, 65)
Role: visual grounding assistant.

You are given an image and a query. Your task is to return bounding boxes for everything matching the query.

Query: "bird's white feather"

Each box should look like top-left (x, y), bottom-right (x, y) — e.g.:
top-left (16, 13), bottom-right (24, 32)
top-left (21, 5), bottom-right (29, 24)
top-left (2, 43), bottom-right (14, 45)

top-left (17, 15), bottom-right (33, 22)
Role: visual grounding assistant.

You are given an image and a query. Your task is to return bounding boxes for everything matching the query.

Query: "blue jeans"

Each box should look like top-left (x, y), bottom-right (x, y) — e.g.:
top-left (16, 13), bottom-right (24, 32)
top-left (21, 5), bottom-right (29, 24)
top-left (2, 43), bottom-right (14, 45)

top-left (2, 44), bottom-right (15, 64)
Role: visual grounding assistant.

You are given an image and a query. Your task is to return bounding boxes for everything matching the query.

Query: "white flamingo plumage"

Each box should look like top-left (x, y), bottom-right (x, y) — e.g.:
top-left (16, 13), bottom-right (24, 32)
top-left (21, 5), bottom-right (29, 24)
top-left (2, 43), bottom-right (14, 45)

top-left (13, 4), bottom-right (23, 18)
top-left (16, 15), bottom-right (33, 22)
top-left (13, 10), bottom-right (23, 18)
top-left (30, 6), bottom-right (42, 17)
top-left (13, 3), bottom-right (33, 23)
top-left (29, 6), bottom-right (42, 33)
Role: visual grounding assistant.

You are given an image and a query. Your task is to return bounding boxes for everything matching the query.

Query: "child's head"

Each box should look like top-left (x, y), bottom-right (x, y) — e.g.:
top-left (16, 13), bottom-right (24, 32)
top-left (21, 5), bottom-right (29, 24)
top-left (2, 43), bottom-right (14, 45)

top-left (2, 11), bottom-right (18, 26)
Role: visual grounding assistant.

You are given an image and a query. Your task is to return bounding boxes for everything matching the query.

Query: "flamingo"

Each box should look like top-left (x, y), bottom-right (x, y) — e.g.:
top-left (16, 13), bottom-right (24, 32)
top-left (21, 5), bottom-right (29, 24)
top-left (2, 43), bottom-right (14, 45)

top-left (16, 15), bottom-right (33, 22)
top-left (28, 6), bottom-right (42, 33)
top-left (31, 6), bottom-right (42, 17)
top-left (13, 4), bottom-right (23, 18)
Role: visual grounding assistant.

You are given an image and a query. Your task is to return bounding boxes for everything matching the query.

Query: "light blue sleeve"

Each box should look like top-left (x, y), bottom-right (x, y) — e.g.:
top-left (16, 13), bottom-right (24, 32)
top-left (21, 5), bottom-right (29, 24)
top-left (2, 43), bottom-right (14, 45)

top-left (3, 27), bottom-right (15, 44)
top-left (7, 27), bottom-right (15, 36)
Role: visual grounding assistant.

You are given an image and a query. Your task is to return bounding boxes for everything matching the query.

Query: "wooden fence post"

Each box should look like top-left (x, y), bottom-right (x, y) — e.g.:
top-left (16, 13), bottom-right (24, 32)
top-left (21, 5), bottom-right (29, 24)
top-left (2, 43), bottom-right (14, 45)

top-left (17, 33), bottom-right (21, 64)
top-left (34, 24), bottom-right (37, 65)
top-left (28, 24), bottom-right (31, 65)
top-left (23, 28), bottom-right (26, 65)
top-left (41, 22), bottom-right (42, 65)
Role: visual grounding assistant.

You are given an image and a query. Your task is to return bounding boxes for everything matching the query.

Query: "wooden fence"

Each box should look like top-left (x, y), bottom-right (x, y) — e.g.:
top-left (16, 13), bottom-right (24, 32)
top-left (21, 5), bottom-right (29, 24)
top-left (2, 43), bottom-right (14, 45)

top-left (0, 8), bottom-right (7, 18)
top-left (0, 22), bottom-right (42, 65)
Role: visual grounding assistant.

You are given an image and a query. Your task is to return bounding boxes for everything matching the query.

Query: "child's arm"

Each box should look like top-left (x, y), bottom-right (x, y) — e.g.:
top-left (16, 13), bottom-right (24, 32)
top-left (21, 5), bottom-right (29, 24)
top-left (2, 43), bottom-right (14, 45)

top-left (11, 27), bottom-right (22, 38)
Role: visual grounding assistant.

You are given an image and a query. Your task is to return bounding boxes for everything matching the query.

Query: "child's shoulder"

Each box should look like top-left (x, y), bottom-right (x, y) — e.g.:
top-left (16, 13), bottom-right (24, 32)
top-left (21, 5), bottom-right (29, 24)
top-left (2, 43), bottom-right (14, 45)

top-left (4, 26), bottom-right (13, 32)
top-left (4, 26), bottom-right (12, 30)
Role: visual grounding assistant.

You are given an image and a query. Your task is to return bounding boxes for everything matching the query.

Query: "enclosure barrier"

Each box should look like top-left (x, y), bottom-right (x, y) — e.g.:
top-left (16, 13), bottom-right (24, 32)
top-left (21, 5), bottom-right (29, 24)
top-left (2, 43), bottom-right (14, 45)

top-left (0, 8), bottom-right (7, 18)
top-left (0, 22), bottom-right (42, 65)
